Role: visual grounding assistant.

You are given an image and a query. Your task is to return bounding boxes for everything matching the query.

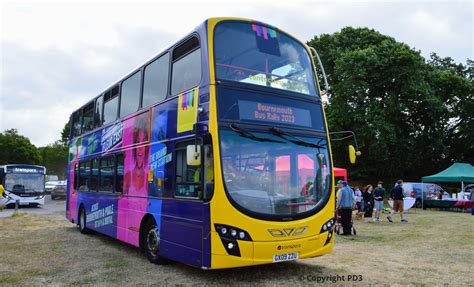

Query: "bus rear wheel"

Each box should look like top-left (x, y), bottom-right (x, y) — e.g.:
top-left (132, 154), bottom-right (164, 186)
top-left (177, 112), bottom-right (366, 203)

top-left (141, 219), bottom-right (168, 265)
top-left (78, 206), bottom-right (91, 234)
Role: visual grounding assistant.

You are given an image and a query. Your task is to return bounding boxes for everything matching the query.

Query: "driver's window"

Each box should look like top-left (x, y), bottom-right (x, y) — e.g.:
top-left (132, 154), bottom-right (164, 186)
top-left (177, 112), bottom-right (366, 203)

top-left (175, 141), bottom-right (202, 199)
top-left (203, 145), bottom-right (214, 200)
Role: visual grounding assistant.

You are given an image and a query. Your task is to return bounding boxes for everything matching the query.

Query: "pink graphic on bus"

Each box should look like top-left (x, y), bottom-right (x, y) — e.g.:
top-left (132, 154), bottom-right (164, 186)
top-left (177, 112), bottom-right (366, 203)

top-left (117, 112), bottom-right (150, 246)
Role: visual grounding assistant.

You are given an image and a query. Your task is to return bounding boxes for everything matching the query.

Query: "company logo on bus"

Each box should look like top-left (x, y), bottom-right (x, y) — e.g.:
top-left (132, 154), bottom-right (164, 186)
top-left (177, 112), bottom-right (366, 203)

top-left (268, 226), bottom-right (308, 237)
top-left (277, 244), bottom-right (301, 250)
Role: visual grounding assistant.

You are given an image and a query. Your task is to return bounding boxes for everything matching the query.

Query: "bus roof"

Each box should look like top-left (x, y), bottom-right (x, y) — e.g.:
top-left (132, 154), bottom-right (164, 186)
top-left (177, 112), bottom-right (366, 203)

top-left (70, 17), bottom-right (306, 117)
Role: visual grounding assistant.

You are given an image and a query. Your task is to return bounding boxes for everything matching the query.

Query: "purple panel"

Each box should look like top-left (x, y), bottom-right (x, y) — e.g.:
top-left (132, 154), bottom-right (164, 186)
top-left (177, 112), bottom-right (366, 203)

top-left (160, 200), bottom-right (204, 267)
top-left (161, 200), bottom-right (203, 222)
top-left (160, 240), bottom-right (202, 267)
top-left (161, 218), bottom-right (202, 251)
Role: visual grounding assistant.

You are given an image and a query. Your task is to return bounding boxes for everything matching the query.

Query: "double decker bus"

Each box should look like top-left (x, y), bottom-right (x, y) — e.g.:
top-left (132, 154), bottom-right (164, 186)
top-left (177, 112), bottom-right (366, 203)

top-left (67, 17), bottom-right (352, 269)
top-left (0, 164), bottom-right (46, 207)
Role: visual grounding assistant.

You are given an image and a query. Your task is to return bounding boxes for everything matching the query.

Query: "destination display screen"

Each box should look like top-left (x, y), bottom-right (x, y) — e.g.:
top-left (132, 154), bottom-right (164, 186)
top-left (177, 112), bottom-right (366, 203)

top-left (238, 100), bottom-right (312, 127)
top-left (6, 166), bottom-right (45, 174)
top-left (217, 86), bottom-right (325, 131)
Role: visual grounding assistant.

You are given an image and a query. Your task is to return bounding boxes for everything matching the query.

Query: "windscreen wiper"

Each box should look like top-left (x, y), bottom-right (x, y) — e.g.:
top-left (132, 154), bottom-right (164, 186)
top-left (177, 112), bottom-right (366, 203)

top-left (229, 123), bottom-right (284, 143)
top-left (269, 127), bottom-right (325, 148)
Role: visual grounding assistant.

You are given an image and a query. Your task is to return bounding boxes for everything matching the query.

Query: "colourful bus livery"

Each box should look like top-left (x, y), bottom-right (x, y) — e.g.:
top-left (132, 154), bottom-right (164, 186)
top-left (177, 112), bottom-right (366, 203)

top-left (67, 18), bottom-right (335, 269)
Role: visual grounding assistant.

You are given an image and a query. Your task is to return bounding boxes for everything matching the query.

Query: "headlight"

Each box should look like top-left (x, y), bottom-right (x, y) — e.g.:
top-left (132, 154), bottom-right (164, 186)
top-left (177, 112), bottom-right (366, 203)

top-left (215, 224), bottom-right (252, 241)
top-left (320, 218), bottom-right (335, 246)
top-left (214, 224), bottom-right (252, 257)
top-left (320, 218), bottom-right (335, 234)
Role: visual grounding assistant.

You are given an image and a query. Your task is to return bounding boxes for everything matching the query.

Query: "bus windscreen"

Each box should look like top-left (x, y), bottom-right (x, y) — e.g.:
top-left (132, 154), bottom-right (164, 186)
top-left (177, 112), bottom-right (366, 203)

top-left (5, 173), bottom-right (44, 193)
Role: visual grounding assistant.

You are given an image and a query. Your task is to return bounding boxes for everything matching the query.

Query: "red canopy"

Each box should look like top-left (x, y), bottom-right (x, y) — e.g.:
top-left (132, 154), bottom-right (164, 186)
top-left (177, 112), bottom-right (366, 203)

top-left (334, 167), bottom-right (347, 181)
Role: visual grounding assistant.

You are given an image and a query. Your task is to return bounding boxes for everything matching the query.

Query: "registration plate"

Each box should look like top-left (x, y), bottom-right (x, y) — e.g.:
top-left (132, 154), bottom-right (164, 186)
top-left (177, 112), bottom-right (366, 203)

top-left (272, 252), bottom-right (299, 263)
top-left (19, 202), bottom-right (29, 206)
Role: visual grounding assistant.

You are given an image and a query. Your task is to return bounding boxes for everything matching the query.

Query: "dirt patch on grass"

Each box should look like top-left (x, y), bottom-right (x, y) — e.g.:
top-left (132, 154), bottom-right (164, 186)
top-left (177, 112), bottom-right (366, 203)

top-left (0, 210), bottom-right (472, 286)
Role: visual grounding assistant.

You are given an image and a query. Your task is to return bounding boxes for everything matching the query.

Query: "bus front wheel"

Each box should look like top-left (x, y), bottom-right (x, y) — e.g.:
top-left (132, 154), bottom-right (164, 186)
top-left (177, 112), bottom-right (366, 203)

top-left (141, 218), bottom-right (168, 265)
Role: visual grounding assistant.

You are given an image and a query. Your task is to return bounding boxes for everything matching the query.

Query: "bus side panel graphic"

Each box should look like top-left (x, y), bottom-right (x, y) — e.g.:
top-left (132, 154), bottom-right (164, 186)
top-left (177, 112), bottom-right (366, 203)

top-left (147, 106), bottom-right (171, 251)
top-left (117, 112), bottom-right (150, 247)
top-left (80, 193), bottom-right (118, 238)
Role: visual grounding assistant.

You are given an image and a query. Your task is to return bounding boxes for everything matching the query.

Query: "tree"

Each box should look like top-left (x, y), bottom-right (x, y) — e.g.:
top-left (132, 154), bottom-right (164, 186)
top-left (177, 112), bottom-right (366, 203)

top-left (308, 27), bottom-right (473, 184)
top-left (60, 121), bottom-right (70, 148)
top-left (427, 54), bottom-right (474, 165)
top-left (38, 141), bottom-right (68, 178)
top-left (0, 129), bottom-right (42, 165)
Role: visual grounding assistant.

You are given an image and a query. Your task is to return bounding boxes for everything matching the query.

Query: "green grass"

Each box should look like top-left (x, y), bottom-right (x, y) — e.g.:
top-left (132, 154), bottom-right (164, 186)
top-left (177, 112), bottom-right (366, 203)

top-left (0, 210), bottom-right (472, 286)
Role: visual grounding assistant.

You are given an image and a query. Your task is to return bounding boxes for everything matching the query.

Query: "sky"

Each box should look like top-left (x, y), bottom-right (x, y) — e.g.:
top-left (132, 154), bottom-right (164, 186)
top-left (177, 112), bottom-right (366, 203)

top-left (1, 0), bottom-right (472, 147)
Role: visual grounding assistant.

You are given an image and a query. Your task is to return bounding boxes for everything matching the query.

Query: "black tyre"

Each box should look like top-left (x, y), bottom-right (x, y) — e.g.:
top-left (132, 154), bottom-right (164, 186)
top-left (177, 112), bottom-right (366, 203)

top-left (51, 195), bottom-right (56, 200)
top-left (141, 219), bottom-right (168, 264)
top-left (78, 206), bottom-right (91, 234)
top-left (415, 199), bottom-right (422, 209)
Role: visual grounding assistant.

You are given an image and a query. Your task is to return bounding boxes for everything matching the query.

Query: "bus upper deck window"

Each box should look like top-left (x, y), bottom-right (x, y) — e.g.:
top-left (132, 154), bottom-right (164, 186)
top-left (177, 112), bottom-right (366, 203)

top-left (82, 102), bottom-right (95, 133)
top-left (143, 53), bottom-right (169, 107)
top-left (171, 37), bottom-right (201, 96)
top-left (94, 95), bottom-right (104, 128)
top-left (103, 86), bottom-right (119, 125)
top-left (72, 110), bottom-right (82, 138)
top-left (120, 71), bottom-right (141, 118)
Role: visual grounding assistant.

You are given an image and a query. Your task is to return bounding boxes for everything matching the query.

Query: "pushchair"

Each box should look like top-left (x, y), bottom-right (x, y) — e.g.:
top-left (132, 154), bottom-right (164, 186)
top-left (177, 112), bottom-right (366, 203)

top-left (335, 209), bottom-right (357, 235)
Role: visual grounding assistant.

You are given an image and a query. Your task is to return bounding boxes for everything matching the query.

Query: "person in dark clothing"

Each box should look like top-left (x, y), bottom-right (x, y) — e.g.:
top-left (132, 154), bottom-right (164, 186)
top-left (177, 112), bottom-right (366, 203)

top-left (373, 181), bottom-right (385, 221)
top-left (362, 185), bottom-right (375, 222)
top-left (388, 179), bottom-right (408, 223)
top-left (336, 180), bottom-right (355, 235)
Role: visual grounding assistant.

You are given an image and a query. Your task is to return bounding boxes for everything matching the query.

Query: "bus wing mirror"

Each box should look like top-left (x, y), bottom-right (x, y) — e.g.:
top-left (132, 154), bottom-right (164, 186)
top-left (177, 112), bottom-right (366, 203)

top-left (348, 145), bottom-right (361, 164)
top-left (187, 145), bottom-right (201, 166)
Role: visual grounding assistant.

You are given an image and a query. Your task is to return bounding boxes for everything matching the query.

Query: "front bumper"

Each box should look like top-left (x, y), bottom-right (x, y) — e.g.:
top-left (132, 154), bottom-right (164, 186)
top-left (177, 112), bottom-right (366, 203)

top-left (210, 231), bottom-right (333, 269)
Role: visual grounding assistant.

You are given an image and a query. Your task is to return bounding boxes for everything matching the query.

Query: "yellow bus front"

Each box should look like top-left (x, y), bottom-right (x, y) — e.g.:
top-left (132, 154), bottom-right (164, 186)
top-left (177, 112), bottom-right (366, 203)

top-left (206, 18), bottom-right (335, 269)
